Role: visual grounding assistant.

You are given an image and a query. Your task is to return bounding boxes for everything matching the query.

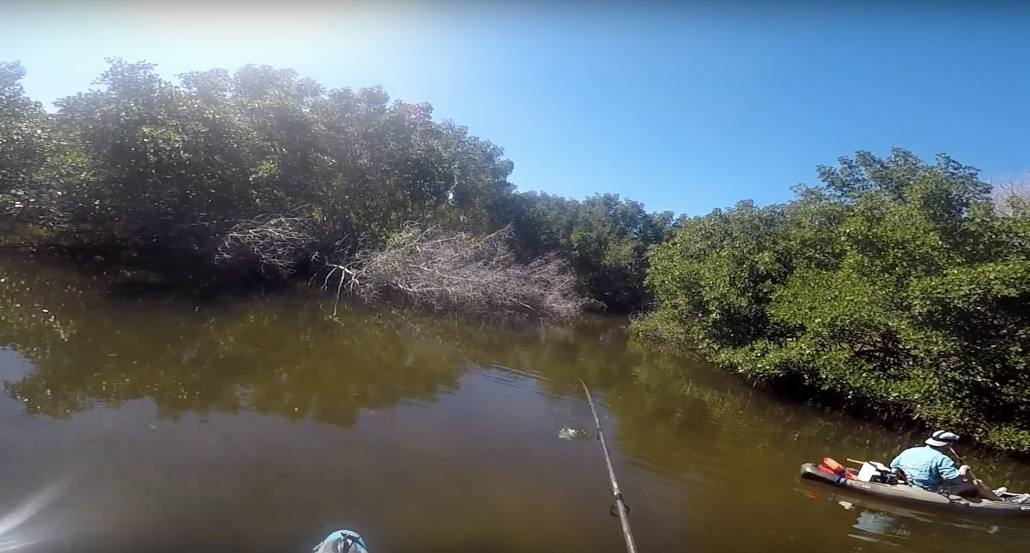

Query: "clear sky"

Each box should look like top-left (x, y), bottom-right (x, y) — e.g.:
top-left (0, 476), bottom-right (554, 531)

top-left (2, 2), bottom-right (1027, 216)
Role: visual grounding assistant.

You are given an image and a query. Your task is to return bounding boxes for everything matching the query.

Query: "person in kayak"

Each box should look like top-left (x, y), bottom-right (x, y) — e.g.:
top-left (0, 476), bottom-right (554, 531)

top-left (889, 430), bottom-right (1002, 501)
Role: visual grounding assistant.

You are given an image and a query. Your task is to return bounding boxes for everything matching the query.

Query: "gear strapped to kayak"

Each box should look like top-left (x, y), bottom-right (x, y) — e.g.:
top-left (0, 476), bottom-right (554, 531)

top-left (801, 459), bottom-right (1030, 516)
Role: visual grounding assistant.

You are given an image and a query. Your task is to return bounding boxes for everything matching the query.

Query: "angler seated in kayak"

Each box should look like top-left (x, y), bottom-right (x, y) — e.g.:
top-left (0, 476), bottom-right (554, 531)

top-left (889, 430), bottom-right (1002, 501)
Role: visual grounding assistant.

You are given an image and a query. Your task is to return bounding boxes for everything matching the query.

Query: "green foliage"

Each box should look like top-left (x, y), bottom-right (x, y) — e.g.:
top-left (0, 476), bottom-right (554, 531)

top-left (510, 192), bottom-right (673, 312)
top-left (0, 62), bottom-right (53, 197)
top-left (634, 148), bottom-right (1030, 452)
top-left (31, 59), bottom-right (516, 252)
top-left (0, 59), bottom-right (666, 312)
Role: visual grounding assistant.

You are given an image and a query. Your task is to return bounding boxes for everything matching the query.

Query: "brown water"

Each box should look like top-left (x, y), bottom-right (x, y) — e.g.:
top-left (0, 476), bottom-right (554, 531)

top-left (1, 253), bottom-right (1029, 553)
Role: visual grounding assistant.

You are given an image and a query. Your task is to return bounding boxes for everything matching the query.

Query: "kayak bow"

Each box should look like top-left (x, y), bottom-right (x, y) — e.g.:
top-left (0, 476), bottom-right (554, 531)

top-left (312, 530), bottom-right (369, 553)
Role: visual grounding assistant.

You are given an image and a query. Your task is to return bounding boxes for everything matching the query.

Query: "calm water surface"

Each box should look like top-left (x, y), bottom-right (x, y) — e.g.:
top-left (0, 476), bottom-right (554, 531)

top-left (1, 254), bottom-right (1029, 553)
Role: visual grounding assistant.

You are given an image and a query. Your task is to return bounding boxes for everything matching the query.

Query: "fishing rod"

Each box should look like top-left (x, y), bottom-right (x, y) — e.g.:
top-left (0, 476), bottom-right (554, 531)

top-left (928, 427), bottom-right (979, 480)
top-left (577, 380), bottom-right (638, 553)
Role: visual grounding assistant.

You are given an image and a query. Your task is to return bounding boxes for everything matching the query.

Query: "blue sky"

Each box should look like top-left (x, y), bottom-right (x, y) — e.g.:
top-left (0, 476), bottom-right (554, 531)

top-left (2, 3), bottom-right (1027, 217)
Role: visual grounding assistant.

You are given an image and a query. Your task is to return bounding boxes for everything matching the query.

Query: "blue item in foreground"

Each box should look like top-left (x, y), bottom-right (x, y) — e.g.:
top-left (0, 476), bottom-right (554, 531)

top-left (312, 530), bottom-right (369, 553)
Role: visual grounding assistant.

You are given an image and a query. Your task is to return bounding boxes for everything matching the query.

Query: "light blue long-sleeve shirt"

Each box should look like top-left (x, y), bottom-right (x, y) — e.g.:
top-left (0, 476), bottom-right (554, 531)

top-left (889, 445), bottom-right (962, 491)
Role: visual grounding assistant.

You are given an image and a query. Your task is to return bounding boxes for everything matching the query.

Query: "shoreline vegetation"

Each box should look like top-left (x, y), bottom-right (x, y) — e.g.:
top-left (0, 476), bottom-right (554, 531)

top-left (2, 59), bottom-right (1029, 452)
top-left (0, 59), bottom-right (671, 319)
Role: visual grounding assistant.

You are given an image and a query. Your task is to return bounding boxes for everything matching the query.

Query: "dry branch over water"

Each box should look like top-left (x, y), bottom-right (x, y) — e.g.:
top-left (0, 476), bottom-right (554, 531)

top-left (323, 224), bottom-right (584, 321)
top-left (216, 212), bottom-right (319, 275)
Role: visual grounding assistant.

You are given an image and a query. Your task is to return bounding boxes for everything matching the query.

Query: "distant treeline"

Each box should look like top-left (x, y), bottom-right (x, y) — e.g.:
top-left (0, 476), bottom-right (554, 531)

top-left (3, 59), bottom-right (1029, 451)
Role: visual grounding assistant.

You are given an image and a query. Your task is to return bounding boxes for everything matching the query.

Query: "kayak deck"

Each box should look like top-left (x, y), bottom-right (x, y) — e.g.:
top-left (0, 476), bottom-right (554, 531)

top-left (312, 530), bottom-right (369, 553)
top-left (800, 463), bottom-right (1030, 517)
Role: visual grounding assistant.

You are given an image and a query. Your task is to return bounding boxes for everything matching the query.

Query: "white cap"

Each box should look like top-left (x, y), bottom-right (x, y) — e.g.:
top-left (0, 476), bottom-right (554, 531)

top-left (925, 430), bottom-right (960, 447)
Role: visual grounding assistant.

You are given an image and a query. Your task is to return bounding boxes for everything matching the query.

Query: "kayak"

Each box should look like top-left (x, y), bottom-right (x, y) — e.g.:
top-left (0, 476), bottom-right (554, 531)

top-left (311, 530), bottom-right (369, 553)
top-left (800, 462), bottom-right (1030, 518)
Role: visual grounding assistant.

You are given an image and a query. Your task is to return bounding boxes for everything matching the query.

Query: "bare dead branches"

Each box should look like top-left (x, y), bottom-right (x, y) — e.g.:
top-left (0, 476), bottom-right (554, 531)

top-left (323, 223), bottom-right (583, 321)
top-left (216, 211), bottom-right (318, 274)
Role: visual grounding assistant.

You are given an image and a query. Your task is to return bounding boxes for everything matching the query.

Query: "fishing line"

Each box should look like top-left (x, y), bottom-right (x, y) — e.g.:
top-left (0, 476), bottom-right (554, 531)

top-left (565, 390), bottom-right (575, 426)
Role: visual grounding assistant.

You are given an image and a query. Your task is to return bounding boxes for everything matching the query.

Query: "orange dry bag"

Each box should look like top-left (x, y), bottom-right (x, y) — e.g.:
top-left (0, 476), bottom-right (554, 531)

top-left (822, 457), bottom-right (855, 479)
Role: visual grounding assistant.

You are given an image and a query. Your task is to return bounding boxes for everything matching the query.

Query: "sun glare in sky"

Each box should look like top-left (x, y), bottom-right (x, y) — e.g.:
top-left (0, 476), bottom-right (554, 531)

top-left (4, 2), bottom-right (1026, 213)
top-left (4, 2), bottom-right (477, 109)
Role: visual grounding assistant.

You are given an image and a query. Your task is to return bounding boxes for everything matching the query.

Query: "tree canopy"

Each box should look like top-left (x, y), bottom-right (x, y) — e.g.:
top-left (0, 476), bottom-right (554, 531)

top-left (0, 58), bottom-right (670, 314)
top-left (634, 148), bottom-right (1030, 452)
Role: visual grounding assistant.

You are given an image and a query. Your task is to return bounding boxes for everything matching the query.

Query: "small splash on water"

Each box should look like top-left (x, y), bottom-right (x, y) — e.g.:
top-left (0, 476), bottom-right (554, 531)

top-left (558, 426), bottom-right (588, 440)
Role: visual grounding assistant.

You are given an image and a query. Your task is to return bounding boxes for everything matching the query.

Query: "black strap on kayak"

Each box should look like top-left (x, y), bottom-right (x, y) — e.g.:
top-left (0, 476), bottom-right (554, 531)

top-left (578, 380), bottom-right (638, 553)
top-left (332, 538), bottom-right (354, 553)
